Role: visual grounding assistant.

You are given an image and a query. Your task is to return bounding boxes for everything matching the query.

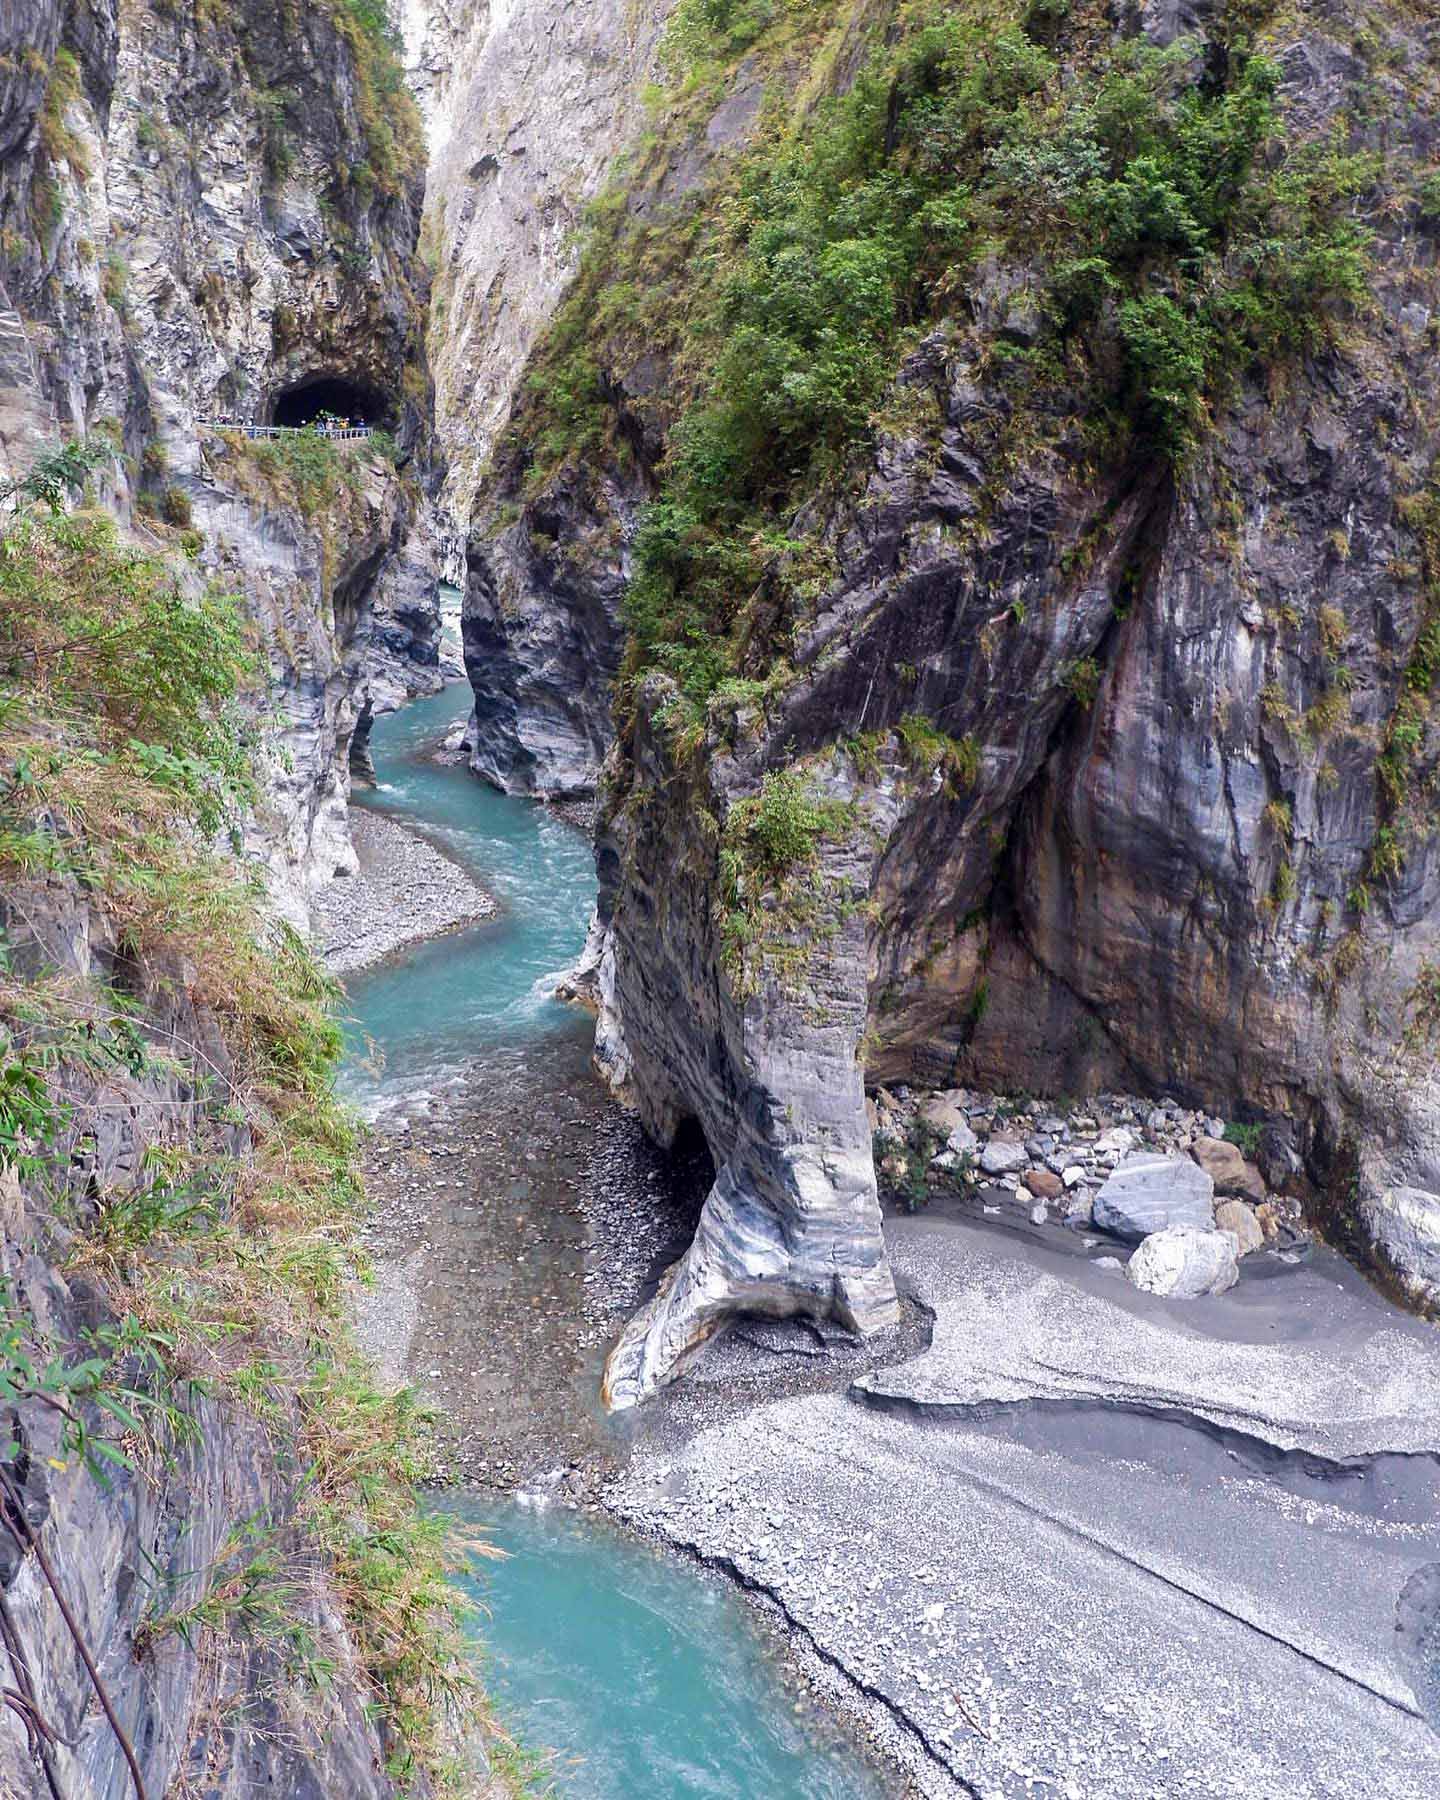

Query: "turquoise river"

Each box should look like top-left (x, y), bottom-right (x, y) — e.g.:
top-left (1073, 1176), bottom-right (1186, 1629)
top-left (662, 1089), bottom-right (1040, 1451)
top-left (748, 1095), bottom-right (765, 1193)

top-left (340, 680), bottom-right (890, 1799)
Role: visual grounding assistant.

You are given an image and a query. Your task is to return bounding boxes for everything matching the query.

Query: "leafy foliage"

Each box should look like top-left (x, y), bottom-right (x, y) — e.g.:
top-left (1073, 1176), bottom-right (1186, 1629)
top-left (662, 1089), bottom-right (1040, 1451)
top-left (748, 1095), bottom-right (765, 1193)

top-left (538, 8), bottom-right (1373, 718)
top-left (330, 0), bottom-right (425, 200)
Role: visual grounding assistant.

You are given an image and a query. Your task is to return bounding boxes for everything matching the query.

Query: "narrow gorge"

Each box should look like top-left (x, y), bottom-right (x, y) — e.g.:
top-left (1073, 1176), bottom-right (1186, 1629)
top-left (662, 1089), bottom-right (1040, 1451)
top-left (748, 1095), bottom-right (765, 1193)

top-left (3, 1), bottom-right (1440, 1798)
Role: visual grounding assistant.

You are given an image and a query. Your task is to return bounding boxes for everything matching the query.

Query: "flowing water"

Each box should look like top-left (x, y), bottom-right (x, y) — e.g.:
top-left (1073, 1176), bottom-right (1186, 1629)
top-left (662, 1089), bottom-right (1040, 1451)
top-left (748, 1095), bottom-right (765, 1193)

top-left (341, 683), bottom-right (595, 1108)
top-left (341, 684), bottom-right (891, 1799)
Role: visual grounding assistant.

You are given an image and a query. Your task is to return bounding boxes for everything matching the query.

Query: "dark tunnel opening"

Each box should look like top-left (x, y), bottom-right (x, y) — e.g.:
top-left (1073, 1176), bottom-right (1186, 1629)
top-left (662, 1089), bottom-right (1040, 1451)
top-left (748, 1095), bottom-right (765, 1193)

top-left (271, 376), bottom-right (387, 430)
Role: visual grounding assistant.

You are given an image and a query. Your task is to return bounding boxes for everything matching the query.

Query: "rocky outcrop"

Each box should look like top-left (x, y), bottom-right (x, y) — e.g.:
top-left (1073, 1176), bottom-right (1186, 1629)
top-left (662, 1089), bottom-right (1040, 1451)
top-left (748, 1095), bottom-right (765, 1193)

top-left (485, 0), bottom-right (1440, 1398)
top-left (0, 0), bottom-right (444, 918)
top-left (599, 704), bottom-right (900, 1408)
top-left (463, 465), bottom-right (639, 794)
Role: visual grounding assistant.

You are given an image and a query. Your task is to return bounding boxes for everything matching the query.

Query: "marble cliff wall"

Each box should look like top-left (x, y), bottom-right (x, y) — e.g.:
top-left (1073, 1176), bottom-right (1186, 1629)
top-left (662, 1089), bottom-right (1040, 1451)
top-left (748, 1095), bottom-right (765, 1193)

top-left (0, 0), bottom-right (448, 1789)
top-left (419, 0), bottom-right (676, 791)
top-left (1, 0), bottom-right (445, 921)
top-left (469, 0), bottom-right (1440, 1402)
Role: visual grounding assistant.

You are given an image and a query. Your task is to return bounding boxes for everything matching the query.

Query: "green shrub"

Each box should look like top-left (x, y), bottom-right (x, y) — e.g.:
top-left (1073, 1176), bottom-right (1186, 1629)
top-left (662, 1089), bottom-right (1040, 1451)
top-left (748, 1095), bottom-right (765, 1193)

top-left (567, 10), bottom-right (1373, 712)
top-left (160, 486), bottom-right (193, 528)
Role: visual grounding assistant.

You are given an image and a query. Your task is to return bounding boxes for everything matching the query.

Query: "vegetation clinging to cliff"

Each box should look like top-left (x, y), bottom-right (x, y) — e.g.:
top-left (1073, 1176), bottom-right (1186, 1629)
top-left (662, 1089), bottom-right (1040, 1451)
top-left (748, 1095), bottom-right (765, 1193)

top-left (0, 447), bottom-right (489, 1796)
top-left (514, 2), bottom-right (1374, 728)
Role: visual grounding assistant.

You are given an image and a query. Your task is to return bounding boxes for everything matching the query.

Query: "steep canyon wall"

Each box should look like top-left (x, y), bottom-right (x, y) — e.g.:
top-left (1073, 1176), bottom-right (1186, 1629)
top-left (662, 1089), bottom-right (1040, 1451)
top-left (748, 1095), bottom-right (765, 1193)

top-left (0, 0), bottom-right (469, 1790)
top-left (466, 0), bottom-right (1440, 1402)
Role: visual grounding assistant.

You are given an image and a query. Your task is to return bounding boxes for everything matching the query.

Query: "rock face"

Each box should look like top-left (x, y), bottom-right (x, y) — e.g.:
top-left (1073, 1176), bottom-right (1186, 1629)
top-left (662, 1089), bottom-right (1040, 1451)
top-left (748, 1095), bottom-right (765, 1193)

top-left (0, 1), bottom-right (443, 1786)
top-left (481, 0), bottom-right (1440, 1386)
top-left (421, 0), bottom-right (675, 539)
top-left (463, 477), bottom-right (634, 794)
top-left (1126, 1225), bottom-right (1240, 1299)
top-left (1093, 1154), bottom-right (1216, 1241)
top-left (0, 0), bottom-right (443, 919)
top-left (0, 875), bottom-right (401, 1798)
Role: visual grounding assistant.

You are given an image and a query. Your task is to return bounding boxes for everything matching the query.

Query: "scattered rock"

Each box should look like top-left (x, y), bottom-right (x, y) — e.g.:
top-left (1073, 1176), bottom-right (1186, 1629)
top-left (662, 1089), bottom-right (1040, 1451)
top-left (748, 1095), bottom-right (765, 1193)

top-left (919, 1091), bottom-right (968, 1136)
top-left (1024, 1167), bottom-right (1063, 1200)
top-left (945, 1120), bottom-right (979, 1157)
top-left (1093, 1154), bottom-right (1216, 1240)
top-left (1126, 1226), bottom-right (1239, 1298)
top-left (1191, 1135), bottom-right (1266, 1203)
top-left (314, 806), bottom-right (494, 975)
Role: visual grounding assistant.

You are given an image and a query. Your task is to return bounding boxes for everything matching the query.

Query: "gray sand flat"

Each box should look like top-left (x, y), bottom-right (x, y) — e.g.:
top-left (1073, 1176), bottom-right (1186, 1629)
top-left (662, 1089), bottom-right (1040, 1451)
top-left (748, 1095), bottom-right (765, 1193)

top-left (615, 1211), bottom-right (1440, 1797)
top-left (856, 1216), bottom-right (1440, 1461)
top-left (616, 1391), bottom-right (1440, 1799)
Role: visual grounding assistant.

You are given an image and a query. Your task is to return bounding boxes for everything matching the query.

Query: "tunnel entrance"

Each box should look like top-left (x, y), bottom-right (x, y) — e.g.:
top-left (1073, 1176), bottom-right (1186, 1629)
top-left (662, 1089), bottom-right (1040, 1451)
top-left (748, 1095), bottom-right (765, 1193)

top-left (271, 376), bottom-right (386, 430)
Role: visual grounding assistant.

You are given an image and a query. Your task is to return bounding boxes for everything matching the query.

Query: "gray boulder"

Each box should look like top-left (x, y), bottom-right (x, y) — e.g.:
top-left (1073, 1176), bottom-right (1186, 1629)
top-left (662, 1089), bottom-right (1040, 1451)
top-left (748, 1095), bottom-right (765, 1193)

top-left (946, 1120), bottom-right (979, 1158)
top-left (1126, 1226), bottom-right (1240, 1298)
top-left (979, 1138), bottom-right (1028, 1177)
top-left (1358, 1185), bottom-right (1440, 1309)
top-left (1093, 1153), bottom-right (1215, 1240)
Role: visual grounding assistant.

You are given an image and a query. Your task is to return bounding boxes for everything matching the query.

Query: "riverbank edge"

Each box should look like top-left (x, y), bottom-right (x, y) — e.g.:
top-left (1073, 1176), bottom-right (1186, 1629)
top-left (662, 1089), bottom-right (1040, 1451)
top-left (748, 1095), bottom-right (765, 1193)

top-left (593, 1500), bottom-right (947, 1797)
top-left (315, 802), bottom-right (496, 976)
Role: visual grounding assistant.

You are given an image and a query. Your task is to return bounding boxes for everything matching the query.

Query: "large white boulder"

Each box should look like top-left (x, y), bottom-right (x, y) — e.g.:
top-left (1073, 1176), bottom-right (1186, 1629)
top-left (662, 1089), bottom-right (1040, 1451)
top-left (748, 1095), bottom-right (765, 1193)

top-left (1126, 1226), bottom-right (1239, 1299)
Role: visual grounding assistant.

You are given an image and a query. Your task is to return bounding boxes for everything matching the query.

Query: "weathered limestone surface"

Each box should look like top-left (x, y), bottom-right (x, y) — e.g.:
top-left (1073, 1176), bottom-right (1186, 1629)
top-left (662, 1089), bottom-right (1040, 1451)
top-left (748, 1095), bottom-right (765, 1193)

top-left (421, 0), bottom-right (675, 541)
top-left (463, 466), bottom-right (637, 795)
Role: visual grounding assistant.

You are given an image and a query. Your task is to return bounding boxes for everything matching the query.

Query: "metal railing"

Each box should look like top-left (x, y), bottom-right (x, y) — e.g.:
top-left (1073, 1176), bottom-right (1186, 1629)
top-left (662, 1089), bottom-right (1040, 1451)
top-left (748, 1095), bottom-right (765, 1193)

top-left (197, 420), bottom-right (375, 441)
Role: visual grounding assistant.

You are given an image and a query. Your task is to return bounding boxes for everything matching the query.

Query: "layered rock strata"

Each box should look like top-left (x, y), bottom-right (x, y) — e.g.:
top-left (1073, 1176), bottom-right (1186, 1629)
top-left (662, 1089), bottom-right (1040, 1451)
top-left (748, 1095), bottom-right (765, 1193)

top-left (482, 0), bottom-right (1440, 1399)
top-left (1, 0), bottom-right (444, 919)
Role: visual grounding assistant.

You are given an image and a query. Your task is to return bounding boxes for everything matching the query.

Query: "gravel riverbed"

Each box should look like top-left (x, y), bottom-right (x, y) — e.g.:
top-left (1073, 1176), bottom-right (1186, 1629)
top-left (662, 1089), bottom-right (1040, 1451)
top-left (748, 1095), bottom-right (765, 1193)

top-left (312, 803), bottom-right (494, 975)
top-left (328, 805), bottom-right (1440, 1800)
